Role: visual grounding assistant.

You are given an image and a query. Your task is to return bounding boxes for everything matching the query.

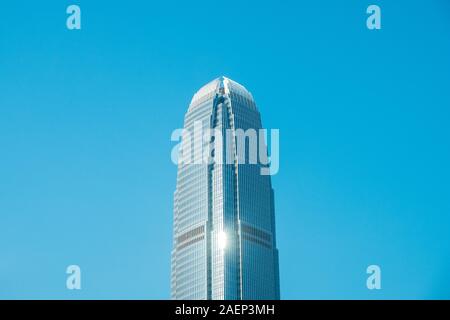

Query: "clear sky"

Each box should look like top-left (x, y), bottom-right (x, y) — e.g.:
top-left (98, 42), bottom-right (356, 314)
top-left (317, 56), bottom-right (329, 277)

top-left (1, 0), bottom-right (450, 299)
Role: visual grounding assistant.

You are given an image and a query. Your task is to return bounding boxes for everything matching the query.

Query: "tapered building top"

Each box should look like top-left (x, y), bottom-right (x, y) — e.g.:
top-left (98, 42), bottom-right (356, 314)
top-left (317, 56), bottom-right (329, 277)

top-left (189, 76), bottom-right (255, 111)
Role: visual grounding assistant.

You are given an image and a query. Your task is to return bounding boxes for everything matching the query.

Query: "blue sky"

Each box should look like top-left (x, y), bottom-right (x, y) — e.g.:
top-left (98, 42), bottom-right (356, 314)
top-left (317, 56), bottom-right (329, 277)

top-left (1, 0), bottom-right (450, 299)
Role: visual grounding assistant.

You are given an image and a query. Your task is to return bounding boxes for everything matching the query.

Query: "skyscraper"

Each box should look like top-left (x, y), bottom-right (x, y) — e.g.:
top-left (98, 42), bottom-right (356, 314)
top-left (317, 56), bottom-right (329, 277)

top-left (171, 77), bottom-right (280, 300)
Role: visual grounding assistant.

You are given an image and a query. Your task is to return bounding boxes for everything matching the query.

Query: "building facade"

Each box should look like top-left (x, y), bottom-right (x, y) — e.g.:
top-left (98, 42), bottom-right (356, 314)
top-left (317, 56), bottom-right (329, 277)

top-left (171, 77), bottom-right (280, 300)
